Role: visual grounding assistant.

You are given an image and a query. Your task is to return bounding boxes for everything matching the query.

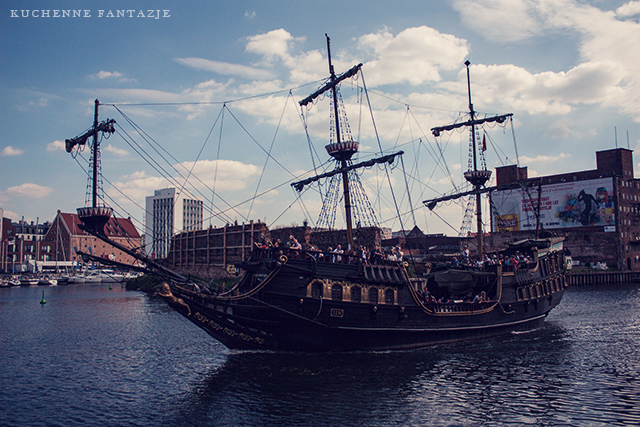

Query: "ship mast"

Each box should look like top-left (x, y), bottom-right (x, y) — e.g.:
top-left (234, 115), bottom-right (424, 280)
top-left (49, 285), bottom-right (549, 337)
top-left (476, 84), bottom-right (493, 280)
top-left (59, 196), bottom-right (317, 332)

top-left (296, 35), bottom-right (402, 250)
top-left (465, 61), bottom-right (486, 258)
top-left (327, 36), bottom-right (355, 248)
top-left (65, 99), bottom-right (116, 236)
top-left (428, 61), bottom-right (513, 259)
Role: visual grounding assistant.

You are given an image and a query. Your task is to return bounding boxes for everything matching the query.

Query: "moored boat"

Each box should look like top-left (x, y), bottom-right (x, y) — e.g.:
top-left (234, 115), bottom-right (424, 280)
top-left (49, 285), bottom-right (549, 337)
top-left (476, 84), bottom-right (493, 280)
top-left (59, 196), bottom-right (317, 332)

top-left (20, 275), bottom-right (39, 287)
top-left (37, 276), bottom-right (57, 286)
top-left (66, 274), bottom-right (86, 285)
top-left (83, 271), bottom-right (103, 284)
top-left (7, 276), bottom-right (21, 287)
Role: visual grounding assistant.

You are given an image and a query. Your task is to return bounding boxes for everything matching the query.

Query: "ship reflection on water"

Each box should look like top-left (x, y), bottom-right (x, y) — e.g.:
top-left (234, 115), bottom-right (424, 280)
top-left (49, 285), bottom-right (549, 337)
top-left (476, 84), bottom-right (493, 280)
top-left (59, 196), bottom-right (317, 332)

top-left (167, 325), bottom-right (572, 427)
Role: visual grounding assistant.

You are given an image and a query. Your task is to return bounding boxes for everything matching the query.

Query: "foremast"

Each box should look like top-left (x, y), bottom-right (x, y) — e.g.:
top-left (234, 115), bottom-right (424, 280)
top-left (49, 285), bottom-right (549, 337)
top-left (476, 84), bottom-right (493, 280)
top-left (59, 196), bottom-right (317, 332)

top-left (428, 61), bottom-right (513, 258)
top-left (65, 100), bottom-right (188, 282)
top-left (65, 99), bottom-right (117, 236)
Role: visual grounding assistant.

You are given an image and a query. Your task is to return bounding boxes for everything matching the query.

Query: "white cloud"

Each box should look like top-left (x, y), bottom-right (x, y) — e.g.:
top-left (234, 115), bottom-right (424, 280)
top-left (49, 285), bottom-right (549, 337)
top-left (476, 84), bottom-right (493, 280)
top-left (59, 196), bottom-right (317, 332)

top-left (465, 61), bottom-right (626, 115)
top-left (2, 146), bottom-right (24, 156)
top-left (357, 26), bottom-right (469, 86)
top-left (617, 1), bottom-right (640, 18)
top-left (174, 57), bottom-right (275, 80)
top-left (179, 159), bottom-right (260, 189)
top-left (448, 0), bottom-right (640, 122)
top-left (519, 153), bottom-right (571, 163)
top-left (244, 10), bottom-right (256, 19)
top-left (244, 29), bottom-right (329, 84)
top-left (11, 89), bottom-right (61, 112)
top-left (545, 120), bottom-right (573, 139)
top-left (95, 70), bottom-right (123, 79)
top-left (5, 183), bottom-right (53, 198)
top-left (91, 70), bottom-right (136, 83)
top-left (47, 140), bottom-right (65, 151)
top-left (453, 0), bottom-right (543, 43)
top-left (104, 144), bottom-right (129, 157)
top-left (245, 28), bottom-right (303, 62)
top-left (108, 160), bottom-right (261, 209)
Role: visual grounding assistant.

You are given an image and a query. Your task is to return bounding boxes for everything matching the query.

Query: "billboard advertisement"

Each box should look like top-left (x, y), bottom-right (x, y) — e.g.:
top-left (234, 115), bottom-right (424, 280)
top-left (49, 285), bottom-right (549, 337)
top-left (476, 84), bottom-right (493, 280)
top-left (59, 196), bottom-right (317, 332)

top-left (491, 177), bottom-right (615, 231)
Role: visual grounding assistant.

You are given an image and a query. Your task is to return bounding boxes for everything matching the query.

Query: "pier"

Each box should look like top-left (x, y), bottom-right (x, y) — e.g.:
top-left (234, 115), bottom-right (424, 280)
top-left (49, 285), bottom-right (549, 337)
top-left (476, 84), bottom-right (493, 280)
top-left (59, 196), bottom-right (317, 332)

top-left (566, 270), bottom-right (640, 287)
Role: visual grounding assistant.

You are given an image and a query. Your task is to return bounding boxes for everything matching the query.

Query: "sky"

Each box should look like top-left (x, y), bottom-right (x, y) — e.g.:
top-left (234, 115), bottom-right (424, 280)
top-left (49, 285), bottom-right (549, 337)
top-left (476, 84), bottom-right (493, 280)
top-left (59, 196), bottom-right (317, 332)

top-left (1, 0), bottom-right (640, 239)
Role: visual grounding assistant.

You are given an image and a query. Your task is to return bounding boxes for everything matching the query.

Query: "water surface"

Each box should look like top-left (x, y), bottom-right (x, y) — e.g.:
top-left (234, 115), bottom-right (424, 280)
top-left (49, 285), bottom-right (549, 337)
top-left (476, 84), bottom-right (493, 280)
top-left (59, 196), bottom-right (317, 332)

top-left (1, 283), bottom-right (638, 426)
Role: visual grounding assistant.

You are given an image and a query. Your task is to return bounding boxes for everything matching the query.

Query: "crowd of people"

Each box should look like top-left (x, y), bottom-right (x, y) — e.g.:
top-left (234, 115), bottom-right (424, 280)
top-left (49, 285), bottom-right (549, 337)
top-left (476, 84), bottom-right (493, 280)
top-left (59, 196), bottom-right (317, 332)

top-left (253, 236), bottom-right (406, 266)
top-left (254, 236), bottom-right (534, 276)
top-left (418, 288), bottom-right (491, 307)
top-left (449, 247), bottom-right (534, 272)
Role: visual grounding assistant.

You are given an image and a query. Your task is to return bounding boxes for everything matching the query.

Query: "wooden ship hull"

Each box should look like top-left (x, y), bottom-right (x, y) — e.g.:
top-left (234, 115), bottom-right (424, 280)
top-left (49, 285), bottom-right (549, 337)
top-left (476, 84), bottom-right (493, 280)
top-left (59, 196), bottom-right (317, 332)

top-left (162, 240), bottom-right (567, 352)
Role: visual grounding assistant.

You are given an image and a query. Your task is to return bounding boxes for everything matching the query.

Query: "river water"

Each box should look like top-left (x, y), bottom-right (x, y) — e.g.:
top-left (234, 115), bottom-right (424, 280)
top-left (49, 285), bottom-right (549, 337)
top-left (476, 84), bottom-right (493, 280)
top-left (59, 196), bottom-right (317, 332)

top-left (1, 282), bottom-right (639, 427)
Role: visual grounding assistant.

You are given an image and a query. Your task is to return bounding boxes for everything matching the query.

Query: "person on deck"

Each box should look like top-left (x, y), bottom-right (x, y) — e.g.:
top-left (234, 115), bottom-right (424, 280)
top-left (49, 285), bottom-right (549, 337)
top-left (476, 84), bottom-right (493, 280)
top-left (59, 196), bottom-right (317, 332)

top-left (370, 246), bottom-right (384, 265)
top-left (393, 246), bottom-right (404, 262)
top-left (332, 245), bottom-right (343, 263)
top-left (288, 235), bottom-right (302, 257)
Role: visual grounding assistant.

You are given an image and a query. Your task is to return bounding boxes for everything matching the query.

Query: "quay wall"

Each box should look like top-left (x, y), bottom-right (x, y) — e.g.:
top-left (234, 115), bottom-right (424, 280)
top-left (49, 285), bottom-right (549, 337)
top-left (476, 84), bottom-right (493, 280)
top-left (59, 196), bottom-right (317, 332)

top-left (567, 270), bottom-right (640, 287)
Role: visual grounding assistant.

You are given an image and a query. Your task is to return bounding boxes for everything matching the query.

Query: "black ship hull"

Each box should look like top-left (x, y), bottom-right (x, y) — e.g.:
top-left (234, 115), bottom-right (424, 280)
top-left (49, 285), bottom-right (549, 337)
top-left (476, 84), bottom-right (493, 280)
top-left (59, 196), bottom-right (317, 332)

top-left (163, 241), bottom-right (567, 352)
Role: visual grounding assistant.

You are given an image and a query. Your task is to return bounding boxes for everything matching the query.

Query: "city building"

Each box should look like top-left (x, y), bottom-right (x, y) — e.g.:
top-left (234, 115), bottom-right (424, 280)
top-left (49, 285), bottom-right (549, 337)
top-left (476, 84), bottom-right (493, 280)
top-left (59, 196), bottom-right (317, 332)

top-left (1, 217), bottom-right (52, 273)
top-left (382, 226), bottom-right (464, 258)
top-left (1, 211), bottom-right (142, 273)
top-left (490, 147), bottom-right (639, 270)
top-left (44, 210), bottom-right (143, 269)
top-left (145, 188), bottom-right (203, 258)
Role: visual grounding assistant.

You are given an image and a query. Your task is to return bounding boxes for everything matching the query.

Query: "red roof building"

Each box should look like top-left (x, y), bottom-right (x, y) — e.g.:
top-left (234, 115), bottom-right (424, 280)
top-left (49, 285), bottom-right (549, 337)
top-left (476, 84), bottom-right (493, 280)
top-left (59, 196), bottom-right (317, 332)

top-left (44, 210), bottom-right (143, 267)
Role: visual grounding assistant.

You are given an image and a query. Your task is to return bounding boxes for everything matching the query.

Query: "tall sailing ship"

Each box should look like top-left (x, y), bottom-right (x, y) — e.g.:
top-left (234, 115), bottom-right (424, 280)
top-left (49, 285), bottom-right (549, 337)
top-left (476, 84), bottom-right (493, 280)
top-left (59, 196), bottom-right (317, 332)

top-left (66, 36), bottom-right (567, 352)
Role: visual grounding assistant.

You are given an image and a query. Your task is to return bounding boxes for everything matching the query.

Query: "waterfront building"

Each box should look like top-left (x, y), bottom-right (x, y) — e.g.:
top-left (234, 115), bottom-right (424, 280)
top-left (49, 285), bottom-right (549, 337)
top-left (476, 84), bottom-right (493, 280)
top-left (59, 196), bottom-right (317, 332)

top-left (44, 210), bottom-right (143, 269)
top-left (2, 211), bottom-right (142, 273)
top-left (145, 188), bottom-right (203, 258)
top-left (1, 216), bottom-right (52, 272)
top-left (167, 220), bottom-right (268, 278)
top-left (490, 147), bottom-right (640, 270)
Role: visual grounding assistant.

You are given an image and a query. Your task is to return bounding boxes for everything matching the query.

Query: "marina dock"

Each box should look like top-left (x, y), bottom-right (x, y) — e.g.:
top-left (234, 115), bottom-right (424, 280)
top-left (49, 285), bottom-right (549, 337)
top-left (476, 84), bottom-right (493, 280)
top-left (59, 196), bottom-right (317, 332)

top-left (566, 270), bottom-right (640, 286)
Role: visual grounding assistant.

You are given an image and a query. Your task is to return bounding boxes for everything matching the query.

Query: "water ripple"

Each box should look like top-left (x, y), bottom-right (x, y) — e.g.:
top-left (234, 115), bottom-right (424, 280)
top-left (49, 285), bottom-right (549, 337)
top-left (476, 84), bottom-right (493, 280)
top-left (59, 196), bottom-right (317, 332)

top-left (1, 283), bottom-right (640, 426)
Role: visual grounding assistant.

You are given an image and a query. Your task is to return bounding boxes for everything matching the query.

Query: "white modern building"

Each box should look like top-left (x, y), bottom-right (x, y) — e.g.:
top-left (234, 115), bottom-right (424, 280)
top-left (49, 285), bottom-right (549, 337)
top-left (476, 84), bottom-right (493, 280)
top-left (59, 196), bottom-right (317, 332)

top-left (145, 188), bottom-right (203, 258)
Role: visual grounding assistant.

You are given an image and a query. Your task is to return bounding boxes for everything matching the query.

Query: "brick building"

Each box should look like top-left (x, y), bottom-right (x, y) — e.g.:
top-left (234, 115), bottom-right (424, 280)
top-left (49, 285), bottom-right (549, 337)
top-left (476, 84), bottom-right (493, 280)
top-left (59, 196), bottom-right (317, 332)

top-left (45, 211), bottom-right (143, 268)
top-left (489, 147), bottom-right (639, 270)
top-left (1, 217), bottom-right (53, 273)
top-left (165, 221), bottom-right (384, 278)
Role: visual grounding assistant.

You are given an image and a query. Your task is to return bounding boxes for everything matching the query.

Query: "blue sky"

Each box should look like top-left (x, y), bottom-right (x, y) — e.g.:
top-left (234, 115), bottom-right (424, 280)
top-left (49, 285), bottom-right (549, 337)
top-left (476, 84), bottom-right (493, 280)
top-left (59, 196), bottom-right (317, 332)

top-left (1, 0), bottom-right (640, 238)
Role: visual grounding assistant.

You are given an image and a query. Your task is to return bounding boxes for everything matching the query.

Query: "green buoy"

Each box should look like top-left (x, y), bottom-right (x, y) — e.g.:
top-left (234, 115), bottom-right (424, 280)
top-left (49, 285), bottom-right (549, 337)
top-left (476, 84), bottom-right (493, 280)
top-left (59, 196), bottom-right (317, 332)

top-left (40, 290), bottom-right (46, 305)
top-left (109, 283), bottom-right (113, 290)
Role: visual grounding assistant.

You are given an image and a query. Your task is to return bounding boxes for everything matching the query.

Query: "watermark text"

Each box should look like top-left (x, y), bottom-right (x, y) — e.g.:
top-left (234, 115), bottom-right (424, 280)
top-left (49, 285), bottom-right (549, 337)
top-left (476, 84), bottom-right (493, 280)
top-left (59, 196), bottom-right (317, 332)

top-left (10, 10), bottom-right (171, 19)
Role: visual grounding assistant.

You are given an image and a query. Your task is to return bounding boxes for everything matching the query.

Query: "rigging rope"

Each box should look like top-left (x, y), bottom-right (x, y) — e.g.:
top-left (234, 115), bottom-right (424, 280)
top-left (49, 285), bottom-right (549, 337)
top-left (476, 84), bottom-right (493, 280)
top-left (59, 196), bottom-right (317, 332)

top-left (247, 92), bottom-right (293, 220)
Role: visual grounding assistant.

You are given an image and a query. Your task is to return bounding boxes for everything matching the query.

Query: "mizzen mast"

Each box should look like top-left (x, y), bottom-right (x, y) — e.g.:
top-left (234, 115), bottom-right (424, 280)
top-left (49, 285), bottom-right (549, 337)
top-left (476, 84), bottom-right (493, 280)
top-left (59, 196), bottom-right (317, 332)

top-left (428, 61), bottom-right (513, 258)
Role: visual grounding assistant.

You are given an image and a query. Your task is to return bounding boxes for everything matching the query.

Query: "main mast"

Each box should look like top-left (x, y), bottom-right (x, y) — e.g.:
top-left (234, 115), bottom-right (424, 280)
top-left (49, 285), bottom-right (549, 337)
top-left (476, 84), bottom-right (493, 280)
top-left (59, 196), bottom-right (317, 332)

top-left (296, 35), bottom-right (402, 249)
top-left (326, 36), bottom-right (355, 248)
